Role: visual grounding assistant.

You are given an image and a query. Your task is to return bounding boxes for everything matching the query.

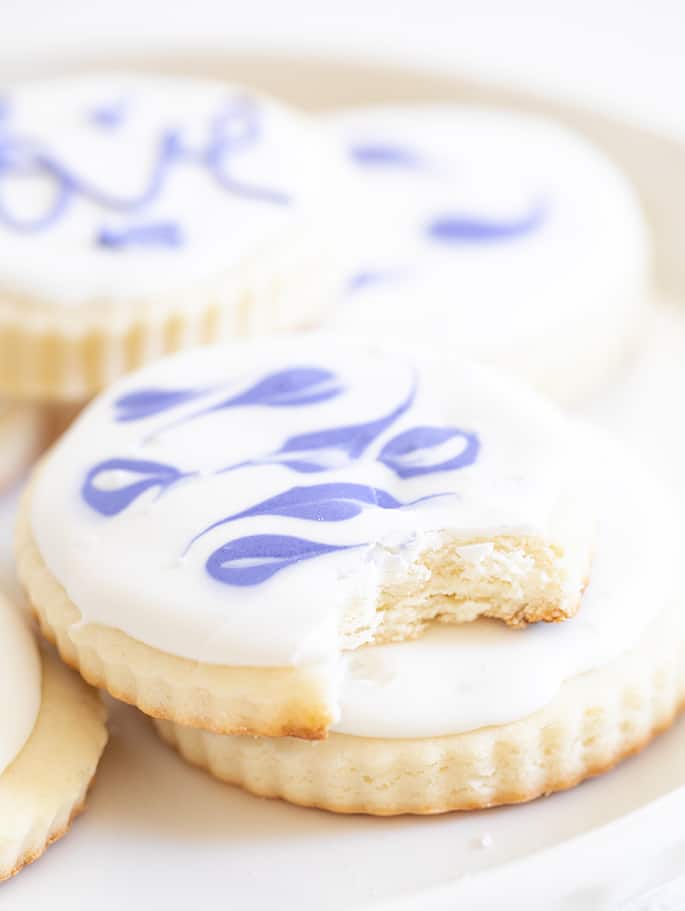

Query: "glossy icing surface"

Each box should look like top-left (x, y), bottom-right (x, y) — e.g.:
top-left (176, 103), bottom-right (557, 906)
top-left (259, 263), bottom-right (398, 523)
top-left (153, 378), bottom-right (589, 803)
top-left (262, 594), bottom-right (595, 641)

top-left (0, 593), bottom-right (41, 776)
top-left (0, 74), bottom-right (327, 307)
top-left (326, 106), bottom-right (648, 397)
top-left (31, 335), bottom-right (585, 668)
top-left (333, 436), bottom-right (676, 736)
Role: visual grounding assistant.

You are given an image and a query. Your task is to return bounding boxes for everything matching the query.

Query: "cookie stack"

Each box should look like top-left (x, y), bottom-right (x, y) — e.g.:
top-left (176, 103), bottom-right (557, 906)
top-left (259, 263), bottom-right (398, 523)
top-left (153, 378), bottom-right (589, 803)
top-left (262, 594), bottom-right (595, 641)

top-left (0, 70), bottom-right (339, 876)
top-left (17, 335), bottom-right (685, 815)
top-left (0, 66), bottom-right (677, 880)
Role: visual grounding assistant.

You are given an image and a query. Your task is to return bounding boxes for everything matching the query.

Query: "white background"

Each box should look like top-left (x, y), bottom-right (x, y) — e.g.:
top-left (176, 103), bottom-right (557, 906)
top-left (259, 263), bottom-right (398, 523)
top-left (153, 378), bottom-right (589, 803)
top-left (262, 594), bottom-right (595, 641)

top-left (2, 0), bottom-right (685, 140)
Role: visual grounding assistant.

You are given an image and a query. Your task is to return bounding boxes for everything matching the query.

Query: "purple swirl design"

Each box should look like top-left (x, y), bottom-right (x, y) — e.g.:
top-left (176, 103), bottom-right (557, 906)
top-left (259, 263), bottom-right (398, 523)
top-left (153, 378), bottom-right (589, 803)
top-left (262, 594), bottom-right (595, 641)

top-left (221, 380), bottom-right (415, 474)
top-left (0, 95), bottom-right (288, 244)
top-left (184, 481), bottom-right (446, 556)
top-left (345, 269), bottom-right (405, 296)
top-left (138, 367), bottom-right (345, 438)
top-left (212, 367), bottom-right (343, 410)
top-left (97, 221), bottom-right (184, 249)
top-left (81, 364), bottom-right (482, 587)
top-left (206, 534), bottom-right (355, 586)
top-left (379, 426), bottom-right (480, 478)
top-left (426, 202), bottom-right (546, 244)
top-left (88, 100), bottom-right (127, 129)
top-left (114, 387), bottom-right (208, 422)
top-left (350, 143), bottom-right (422, 169)
top-left (82, 458), bottom-right (189, 516)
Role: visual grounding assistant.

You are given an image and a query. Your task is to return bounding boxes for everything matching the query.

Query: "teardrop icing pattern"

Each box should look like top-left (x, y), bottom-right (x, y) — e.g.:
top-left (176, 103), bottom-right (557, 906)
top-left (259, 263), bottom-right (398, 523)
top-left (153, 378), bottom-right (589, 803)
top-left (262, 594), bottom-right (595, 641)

top-left (378, 426), bottom-right (480, 478)
top-left (82, 458), bottom-right (190, 516)
top-left (81, 362), bottom-right (480, 586)
top-left (206, 535), bottom-right (357, 587)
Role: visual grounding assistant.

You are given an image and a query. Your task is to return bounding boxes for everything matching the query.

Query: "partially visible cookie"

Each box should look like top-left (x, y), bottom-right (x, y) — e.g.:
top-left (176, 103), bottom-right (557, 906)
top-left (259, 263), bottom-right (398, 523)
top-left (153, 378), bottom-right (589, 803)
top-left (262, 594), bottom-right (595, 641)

top-left (0, 73), bottom-right (337, 401)
top-left (0, 400), bottom-right (44, 491)
top-left (0, 595), bottom-right (107, 879)
top-left (325, 106), bottom-right (649, 403)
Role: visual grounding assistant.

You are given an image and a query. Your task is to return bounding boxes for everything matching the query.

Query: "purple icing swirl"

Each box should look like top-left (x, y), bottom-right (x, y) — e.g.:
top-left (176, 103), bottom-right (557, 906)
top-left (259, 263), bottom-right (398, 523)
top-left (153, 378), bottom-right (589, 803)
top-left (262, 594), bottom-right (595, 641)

top-left (379, 426), bottom-right (480, 478)
top-left (82, 458), bottom-right (190, 516)
top-left (0, 95), bottom-right (289, 246)
top-left (184, 481), bottom-right (448, 556)
top-left (426, 202), bottom-right (546, 244)
top-left (350, 142), bottom-right (423, 169)
top-left (220, 378), bottom-right (416, 475)
top-left (206, 534), bottom-right (357, 586)
top-left (130, 367), bottom-right (345, 439)
top-left (81, 363), bottom-right (481, 587)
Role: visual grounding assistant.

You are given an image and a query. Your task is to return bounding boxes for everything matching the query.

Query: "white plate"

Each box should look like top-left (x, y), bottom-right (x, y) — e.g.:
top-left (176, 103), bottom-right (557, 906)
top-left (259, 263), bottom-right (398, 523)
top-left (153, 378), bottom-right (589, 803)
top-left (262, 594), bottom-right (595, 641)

top-left (2, 53), bottom-right (685, 910)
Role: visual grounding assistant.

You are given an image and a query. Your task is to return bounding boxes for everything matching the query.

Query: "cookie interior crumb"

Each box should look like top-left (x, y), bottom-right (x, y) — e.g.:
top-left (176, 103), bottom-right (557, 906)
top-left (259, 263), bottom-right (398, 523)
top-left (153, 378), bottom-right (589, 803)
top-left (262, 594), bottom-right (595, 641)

top-left (342, 531), bottom-right (589, 648)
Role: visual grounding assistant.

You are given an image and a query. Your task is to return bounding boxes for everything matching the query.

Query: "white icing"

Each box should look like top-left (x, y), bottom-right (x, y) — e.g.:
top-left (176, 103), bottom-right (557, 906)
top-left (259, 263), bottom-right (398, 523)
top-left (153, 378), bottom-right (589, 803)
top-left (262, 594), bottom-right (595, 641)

top-left (29, 335), bottom-right (675, 738)
top-left (0, 74), bottom-right (331, 308)
top-left (325, 106), bottom-right (649, 402)
top-left (0, 594), bottom-right (41, 776)
top-left (333, 439), bottom-right (678, 736)
top-left (31, 335), bottom-right (589, 669)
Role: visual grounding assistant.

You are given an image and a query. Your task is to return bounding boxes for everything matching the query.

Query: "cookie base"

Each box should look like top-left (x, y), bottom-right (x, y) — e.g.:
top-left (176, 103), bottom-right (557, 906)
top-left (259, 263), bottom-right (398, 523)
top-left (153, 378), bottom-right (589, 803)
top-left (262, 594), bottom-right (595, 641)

top-left (0, 650), bottom-right (108, 879)
top-left (16, 495), bottom-right (335, 739)
top-left (0, 227), bottom-right (332, 403)
top-left (153, 609), bottom-right (685, 815)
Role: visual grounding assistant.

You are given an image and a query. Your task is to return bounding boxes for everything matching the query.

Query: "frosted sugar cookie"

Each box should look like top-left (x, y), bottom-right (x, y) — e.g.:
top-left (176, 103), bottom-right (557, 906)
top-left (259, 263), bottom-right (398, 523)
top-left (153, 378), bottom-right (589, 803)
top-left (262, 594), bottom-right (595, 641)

top-left (0, 74), bottom-right (336, 401)
top-left (154, 435), bottom-right (685, 814)
top-left (18, 334), bottom-right (595, 738)
top-left (0, 593), bottom-right (107, 878)
top-left (326, 106), bottom-right (649, 403)
top-left (0, 399), bottom-right (43, 490)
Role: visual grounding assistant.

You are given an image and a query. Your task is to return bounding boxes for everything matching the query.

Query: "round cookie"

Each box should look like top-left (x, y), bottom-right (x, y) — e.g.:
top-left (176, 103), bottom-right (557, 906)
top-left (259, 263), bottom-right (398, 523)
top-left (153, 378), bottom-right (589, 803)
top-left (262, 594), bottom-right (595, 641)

top-left (325, 106), bottom-right (650, 403)
top-left (17, 335), bottom-right (595, 735)
top-left (0, 593), bottom-right (107, 878)
top-left (0, 73), bottom-right (336, 401)
top-left (0, 400), bottom-right (43, 491)
top-left (152, 443), bottom-right (684, 813)
top-left (16, 335), bottom-right (627, 742)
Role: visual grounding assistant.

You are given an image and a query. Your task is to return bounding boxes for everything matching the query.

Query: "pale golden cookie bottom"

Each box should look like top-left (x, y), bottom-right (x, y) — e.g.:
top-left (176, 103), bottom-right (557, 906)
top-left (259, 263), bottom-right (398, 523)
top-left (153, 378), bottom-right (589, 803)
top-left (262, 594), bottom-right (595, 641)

top-left (16, 495), bottom-right (335, 739)
top-left (153, 611), bottom-right (685, 815)
top-left (0, 229), bottom-right (332, 403)
top-left (0, 650), bottom-right (108, 879)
